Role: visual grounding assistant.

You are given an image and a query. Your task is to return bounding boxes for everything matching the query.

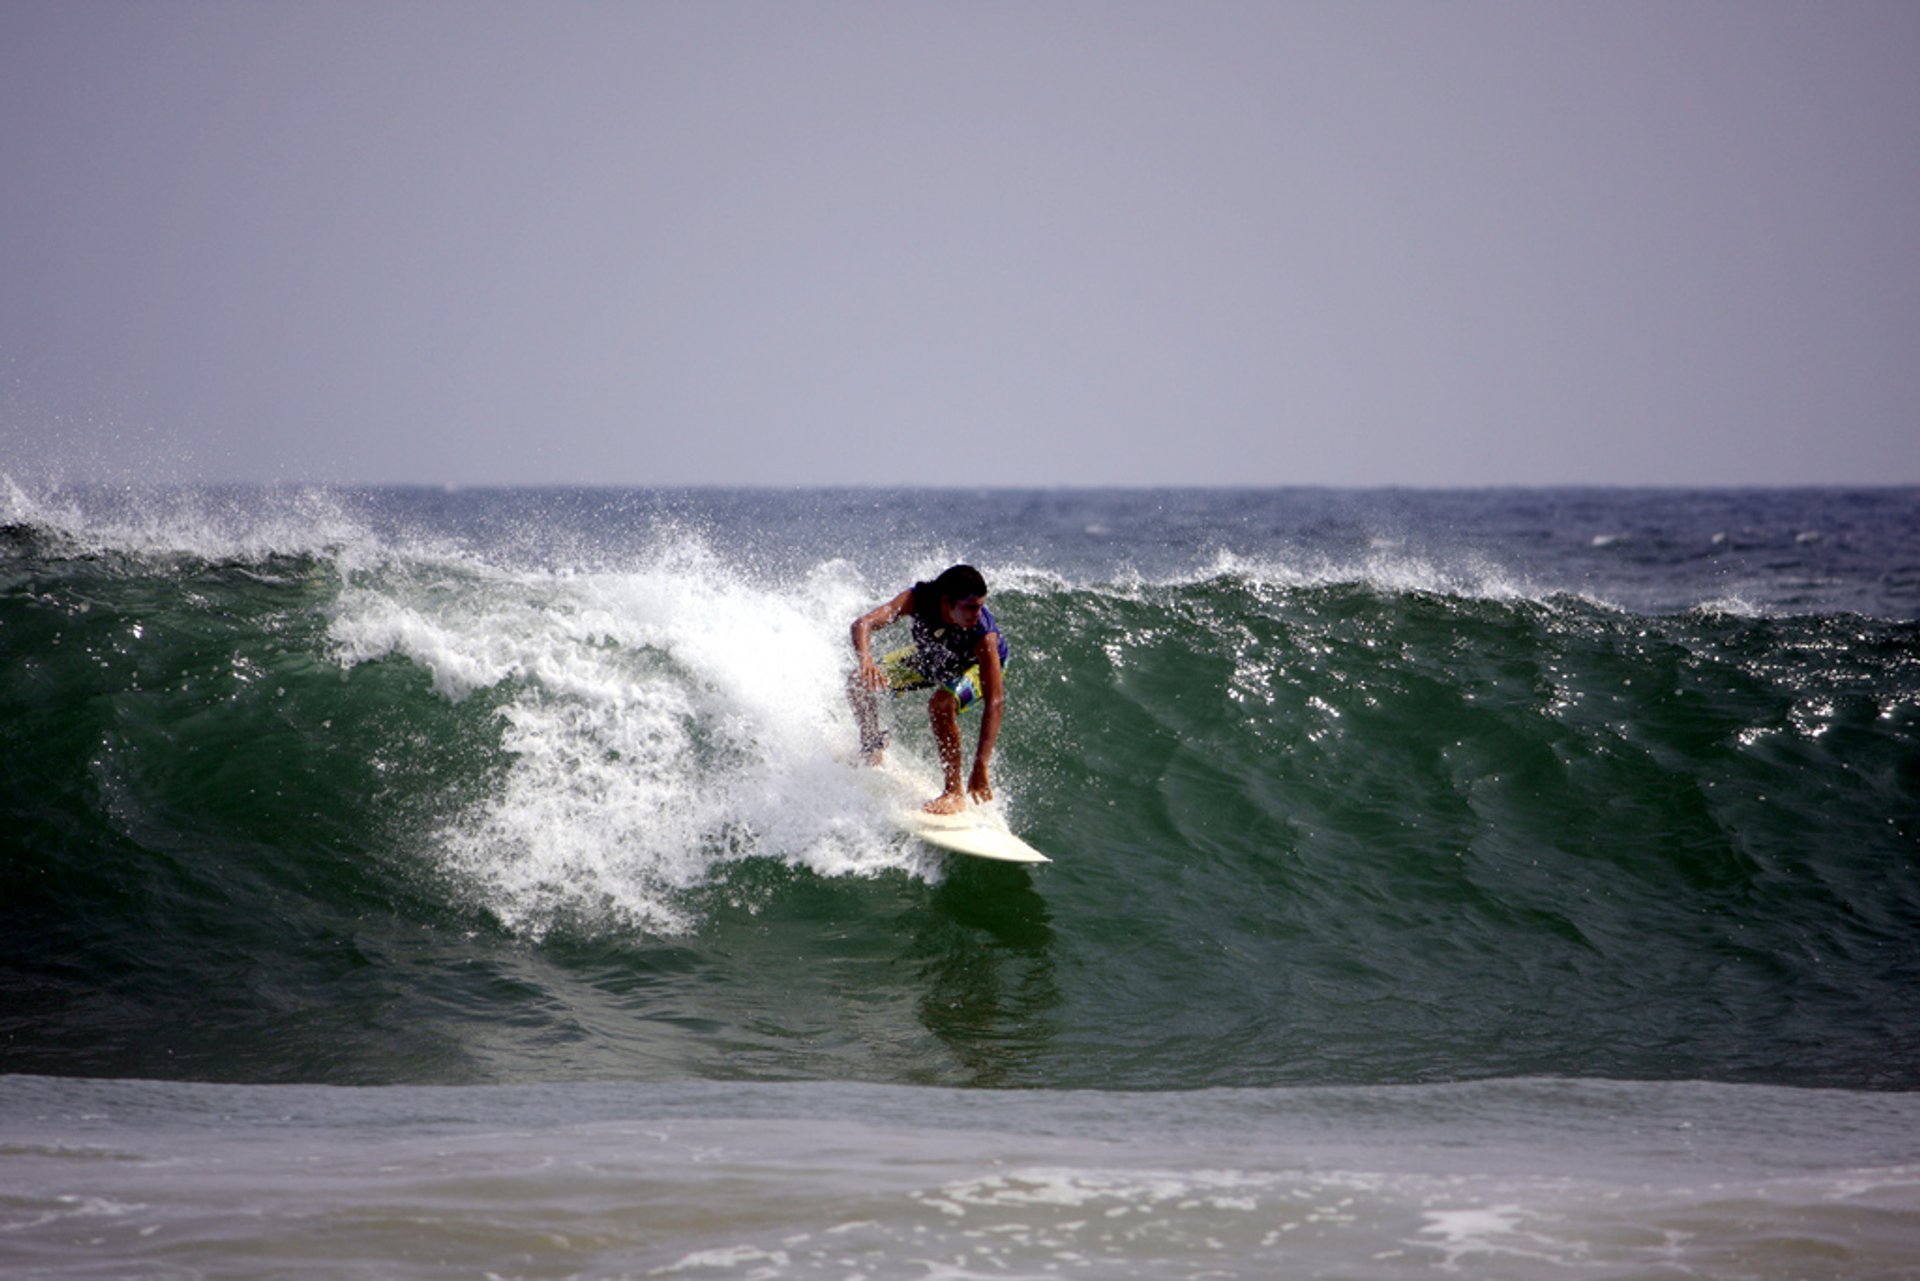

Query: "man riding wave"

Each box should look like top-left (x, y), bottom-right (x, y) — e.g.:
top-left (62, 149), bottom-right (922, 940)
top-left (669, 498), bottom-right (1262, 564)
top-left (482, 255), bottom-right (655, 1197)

top-left (847, 564), bottom-right (1007, 815)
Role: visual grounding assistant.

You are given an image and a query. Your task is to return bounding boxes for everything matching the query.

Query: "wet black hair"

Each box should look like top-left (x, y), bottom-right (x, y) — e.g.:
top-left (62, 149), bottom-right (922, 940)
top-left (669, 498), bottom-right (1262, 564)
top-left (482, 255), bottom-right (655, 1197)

top-left (930, 563), bottom-right (988, 601)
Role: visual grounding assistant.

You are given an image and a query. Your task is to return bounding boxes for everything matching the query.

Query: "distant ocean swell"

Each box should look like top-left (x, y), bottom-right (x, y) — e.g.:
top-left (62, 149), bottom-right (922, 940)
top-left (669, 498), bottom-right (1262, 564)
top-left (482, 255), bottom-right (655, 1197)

top-left (2, 485), bottom-right (1917, 1092)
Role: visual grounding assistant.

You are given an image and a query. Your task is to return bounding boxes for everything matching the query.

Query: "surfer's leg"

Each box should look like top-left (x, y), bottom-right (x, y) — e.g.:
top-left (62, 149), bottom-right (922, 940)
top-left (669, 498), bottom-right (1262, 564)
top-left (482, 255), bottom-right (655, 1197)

top-left (846, 669), bottom-right (887, 764)
top-left (925, 687), bottom-right (967, 813)
top-left (855, 648), bottom-right (933, 765)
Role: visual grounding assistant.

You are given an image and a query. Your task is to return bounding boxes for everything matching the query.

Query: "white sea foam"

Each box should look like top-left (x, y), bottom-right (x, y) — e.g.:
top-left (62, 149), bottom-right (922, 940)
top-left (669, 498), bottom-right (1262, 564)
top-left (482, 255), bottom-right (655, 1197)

top-left (0, 474), bottom-right (376, 563)
top-left (1174, 545), bottom-right (1550, 605)
top-left (326, 536), bottom-right (945, 938)
top-left (3, 477), bottom-right (1013, 938)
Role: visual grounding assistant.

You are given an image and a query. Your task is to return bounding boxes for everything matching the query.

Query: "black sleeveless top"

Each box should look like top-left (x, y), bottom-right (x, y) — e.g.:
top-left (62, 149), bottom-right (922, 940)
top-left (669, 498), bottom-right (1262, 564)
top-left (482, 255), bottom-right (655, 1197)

top-left (907, 581), bottom-right (1008, 682)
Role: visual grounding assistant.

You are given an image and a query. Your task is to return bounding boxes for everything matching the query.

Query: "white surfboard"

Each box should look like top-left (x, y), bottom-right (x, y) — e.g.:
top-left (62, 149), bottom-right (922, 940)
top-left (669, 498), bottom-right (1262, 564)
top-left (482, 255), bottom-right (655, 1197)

top-left (895, 804), bottom-right (1051, 864)
top-left (854, 756), bottom-right (1051, 864)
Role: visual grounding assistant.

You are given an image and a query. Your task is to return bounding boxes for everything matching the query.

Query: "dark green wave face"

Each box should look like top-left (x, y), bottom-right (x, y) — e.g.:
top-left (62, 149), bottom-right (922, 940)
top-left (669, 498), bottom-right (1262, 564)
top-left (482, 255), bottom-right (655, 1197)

top-left (3, 488), bottom-right (1917, 1090)
top-left (1008, 581), bottom-right (1920, 1089)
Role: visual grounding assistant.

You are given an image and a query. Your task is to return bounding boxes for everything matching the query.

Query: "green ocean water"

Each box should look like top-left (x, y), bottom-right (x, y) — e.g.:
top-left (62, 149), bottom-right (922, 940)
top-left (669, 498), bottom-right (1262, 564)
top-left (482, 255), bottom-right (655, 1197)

top-left (4, 485), bottom-right (1916, 1092)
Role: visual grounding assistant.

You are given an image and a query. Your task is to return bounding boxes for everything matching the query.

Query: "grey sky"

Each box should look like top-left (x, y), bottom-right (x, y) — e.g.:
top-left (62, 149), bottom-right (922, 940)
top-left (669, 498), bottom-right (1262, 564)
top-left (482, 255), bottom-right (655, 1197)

top-left (3, 1), bottom-right (1916, 487)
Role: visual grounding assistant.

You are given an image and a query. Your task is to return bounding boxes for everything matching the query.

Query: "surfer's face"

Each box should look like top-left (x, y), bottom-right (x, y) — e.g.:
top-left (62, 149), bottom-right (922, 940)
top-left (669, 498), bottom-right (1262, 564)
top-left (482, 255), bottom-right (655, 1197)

top-left (942, 595), bottom-right (985, 628)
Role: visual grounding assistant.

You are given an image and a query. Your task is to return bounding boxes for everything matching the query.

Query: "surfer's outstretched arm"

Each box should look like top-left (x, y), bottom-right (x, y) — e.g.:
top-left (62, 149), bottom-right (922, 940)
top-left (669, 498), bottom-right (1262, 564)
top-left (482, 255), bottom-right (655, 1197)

top-left (848, 589), bottom-right (912, 762)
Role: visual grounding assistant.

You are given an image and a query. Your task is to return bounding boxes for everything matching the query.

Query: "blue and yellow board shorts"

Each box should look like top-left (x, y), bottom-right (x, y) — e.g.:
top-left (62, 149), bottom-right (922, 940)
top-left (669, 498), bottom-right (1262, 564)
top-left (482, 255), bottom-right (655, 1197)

top-left (877, 646), bottom-right (996, 710)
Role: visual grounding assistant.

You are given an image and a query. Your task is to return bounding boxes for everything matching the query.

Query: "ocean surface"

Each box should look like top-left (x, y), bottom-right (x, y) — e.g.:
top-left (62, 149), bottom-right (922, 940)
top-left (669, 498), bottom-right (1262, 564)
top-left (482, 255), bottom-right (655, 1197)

top-left (3, 481), bottom-right (1918, 1278)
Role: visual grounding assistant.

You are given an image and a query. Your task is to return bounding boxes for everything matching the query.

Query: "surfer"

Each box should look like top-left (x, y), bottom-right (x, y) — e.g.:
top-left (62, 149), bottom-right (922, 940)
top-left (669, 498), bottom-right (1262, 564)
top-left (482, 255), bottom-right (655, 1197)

top-left (848, 564), bottom-right (1007, 815)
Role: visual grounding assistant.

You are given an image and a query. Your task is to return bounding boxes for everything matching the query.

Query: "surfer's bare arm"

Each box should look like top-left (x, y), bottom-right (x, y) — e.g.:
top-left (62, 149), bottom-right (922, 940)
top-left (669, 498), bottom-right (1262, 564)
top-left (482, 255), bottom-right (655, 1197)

top-left (850, 590), bottom-right (912, 691)
top-left (968, 634), bottom-right (1005, 802)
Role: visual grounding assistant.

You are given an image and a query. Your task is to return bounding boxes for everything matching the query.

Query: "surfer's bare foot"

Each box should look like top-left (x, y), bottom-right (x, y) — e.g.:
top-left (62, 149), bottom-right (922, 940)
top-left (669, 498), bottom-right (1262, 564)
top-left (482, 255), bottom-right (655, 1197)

top-left (858, 745), bottom-right (885, 767)
top-left (923, 790), bottom-right (967, 815)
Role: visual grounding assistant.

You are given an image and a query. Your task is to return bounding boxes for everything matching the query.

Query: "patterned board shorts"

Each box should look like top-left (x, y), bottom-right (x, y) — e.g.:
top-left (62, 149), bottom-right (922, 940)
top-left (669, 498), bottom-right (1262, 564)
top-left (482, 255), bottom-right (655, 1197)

top-left (877, 645), bottom-right (995, 710)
